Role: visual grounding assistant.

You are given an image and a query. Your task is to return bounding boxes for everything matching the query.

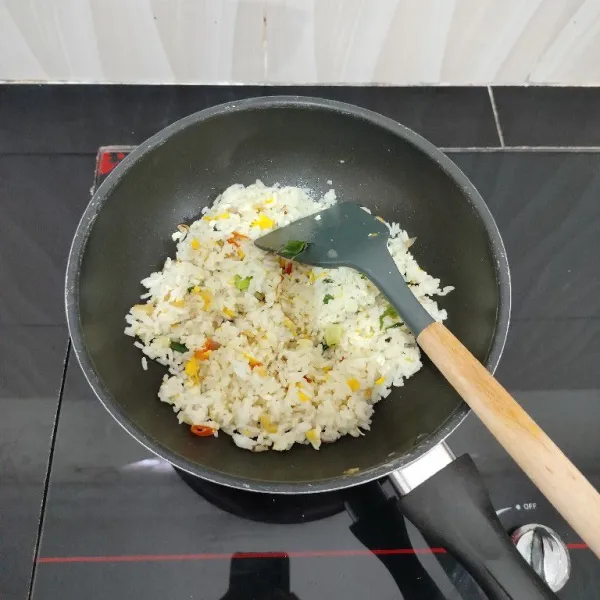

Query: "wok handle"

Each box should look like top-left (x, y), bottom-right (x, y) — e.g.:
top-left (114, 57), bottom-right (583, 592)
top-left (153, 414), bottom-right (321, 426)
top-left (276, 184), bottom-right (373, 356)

top-left (418, 321), bottom-right (600, 559)
top-left (397, 454), bottom-right (557, 600)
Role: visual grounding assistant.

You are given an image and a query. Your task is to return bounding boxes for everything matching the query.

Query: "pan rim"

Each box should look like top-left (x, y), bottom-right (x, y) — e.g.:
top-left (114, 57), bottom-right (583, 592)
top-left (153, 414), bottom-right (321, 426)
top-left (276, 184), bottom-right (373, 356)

top-left (65, 95), bottom-right (511, 494)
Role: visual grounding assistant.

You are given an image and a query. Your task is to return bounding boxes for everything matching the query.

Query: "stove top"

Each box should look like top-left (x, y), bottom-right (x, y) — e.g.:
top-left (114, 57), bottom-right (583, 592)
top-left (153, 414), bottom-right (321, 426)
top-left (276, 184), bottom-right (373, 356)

top-left (29, 147), bottom-right (600, 600)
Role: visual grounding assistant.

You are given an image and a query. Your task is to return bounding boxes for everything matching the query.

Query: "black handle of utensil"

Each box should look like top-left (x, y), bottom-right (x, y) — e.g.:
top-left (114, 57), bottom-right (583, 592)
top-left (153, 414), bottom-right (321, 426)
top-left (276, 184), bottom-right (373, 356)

top-left (345, 482), bottom-right (447, 600)
top-left (397, 454), bottom-right (558, 600)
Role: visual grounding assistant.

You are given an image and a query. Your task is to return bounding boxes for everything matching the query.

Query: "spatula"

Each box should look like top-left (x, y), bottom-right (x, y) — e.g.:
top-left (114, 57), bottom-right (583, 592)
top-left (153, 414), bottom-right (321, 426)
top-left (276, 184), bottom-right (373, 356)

top-left (256, 202), bottom-right (600, 559)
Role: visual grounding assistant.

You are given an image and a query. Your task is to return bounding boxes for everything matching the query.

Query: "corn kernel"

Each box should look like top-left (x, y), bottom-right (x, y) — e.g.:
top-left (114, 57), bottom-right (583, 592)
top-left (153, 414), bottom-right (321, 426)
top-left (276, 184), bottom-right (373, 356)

top-left (260, 415), bottom-right (278, 433)
top-left (191, 238), bottom-right (200, 250)
top-left (306, 428), bottom-right (321, 448)
top-left (244, 354), bottom-right (262, 369)
top-left (200, 290), bottom-right (213, 310)
top-left (375, 376), bottom-right (385, 385)
top-left (185, 357), bottom-right (198, 378)
top-left (132, 304), bottom-right (153, 314)
top-left (251, 214), bottom-right (275, 230)
top-left (203, 212), bottom-right (230, 221)
top-left (347, 378), bottom-right (360, 392)
top-left (298, 391), bottom-right (310, 402)
top-left (306, 429), bottom-right (319, 442)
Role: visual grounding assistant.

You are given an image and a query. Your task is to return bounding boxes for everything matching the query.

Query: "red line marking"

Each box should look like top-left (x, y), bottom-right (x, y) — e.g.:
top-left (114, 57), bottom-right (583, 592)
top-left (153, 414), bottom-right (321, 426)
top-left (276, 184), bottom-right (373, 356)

top-left (39, 553), bottom-right (233, 564)
top-left (36, 543), bottom-right (587, 564)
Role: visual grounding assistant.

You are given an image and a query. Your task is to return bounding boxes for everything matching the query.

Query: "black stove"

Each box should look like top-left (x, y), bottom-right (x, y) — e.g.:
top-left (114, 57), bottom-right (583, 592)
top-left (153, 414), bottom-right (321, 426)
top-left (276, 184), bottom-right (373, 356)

top-left (175, 467), bottom-right (346, 525)
top-left (28, 146), bottom-right (598, 600)
top-left (2, 86), bottom-right (599, 600)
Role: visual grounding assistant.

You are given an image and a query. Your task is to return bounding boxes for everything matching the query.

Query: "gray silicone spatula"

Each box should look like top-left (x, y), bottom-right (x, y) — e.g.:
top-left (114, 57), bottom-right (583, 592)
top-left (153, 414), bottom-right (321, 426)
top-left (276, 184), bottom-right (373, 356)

top-left (255, 202), bottom-right (600, 559)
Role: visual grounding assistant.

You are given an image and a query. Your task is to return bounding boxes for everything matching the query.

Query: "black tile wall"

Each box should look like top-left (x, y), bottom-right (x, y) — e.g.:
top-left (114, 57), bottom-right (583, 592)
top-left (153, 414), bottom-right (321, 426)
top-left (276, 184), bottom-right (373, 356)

top-left (493, 87), bottom-right (600, 147)
top-left (0, 154), bottom-right (95, 325)
top-left (0, 91), bottom-right (97, 599)
top-left (1, 85), bottom-right (598, 600)
top-left (0, 85), bottom-right (500, 153)
top-left (449, 152), bottom-right (600, 320)
top-left (0, 326), bottom-right (67, 600)
top-left (495, 318), bottom-right (600, 391)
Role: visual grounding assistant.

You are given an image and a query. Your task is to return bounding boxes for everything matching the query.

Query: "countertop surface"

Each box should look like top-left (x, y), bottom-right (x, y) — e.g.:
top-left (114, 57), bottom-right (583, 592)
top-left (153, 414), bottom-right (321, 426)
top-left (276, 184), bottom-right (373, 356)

top-left (1, 85), bottom-right (599, 600)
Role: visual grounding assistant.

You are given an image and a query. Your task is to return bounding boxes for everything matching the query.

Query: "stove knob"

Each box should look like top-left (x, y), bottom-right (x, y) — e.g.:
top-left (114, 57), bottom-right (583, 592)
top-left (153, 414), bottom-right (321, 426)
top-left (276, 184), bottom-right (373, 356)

top-left (511, 524), bottom-right (571, 592)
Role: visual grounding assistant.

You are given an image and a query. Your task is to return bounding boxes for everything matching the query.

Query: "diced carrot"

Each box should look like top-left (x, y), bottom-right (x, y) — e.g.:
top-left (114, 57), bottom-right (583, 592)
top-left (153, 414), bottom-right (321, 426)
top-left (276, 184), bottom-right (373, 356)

top-left (227, 232), bottom-right (248, 247)
top-left (196, 338), bottom-right (220, 357)
top-left (194, 350), bottom-right (211, 361)
top-left (205, 338), bottom-right (221, 351)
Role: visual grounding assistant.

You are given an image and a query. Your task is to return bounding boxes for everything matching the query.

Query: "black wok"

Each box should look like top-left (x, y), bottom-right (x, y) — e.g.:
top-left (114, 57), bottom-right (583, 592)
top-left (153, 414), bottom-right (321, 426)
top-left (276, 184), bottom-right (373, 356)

top-left (66, 97), bottom-right (556, 599)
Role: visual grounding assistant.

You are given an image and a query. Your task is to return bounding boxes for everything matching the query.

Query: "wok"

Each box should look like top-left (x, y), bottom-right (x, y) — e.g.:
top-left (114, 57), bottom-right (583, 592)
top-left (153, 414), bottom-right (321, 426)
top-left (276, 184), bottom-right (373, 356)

top-left (66, 97), bottom-right (556, 599)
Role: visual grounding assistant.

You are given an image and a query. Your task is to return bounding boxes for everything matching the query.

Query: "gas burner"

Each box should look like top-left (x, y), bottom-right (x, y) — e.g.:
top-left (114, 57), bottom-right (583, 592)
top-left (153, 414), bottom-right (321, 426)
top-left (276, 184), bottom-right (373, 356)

top-left (175, 468), bottom-right (345, 524)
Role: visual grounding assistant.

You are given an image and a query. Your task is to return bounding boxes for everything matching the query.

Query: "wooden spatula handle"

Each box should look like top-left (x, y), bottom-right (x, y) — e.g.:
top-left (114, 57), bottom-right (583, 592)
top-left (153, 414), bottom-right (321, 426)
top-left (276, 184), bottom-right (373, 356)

top-left (418, 321), bottom-right (600, 559)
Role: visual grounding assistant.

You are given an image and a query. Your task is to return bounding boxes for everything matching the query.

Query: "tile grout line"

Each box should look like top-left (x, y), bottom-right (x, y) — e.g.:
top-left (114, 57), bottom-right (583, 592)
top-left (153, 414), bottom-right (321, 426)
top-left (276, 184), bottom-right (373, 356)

top-left (27, 339), bottom-right (71, 600)
top-left (487, 86), bottom-right (505, 147)
top-left (439, 146), bottom-right (600, 152)
top-left (6, 145), bottom-right (600, 157)
top-left (0, 151), bottom-right (99, 157)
